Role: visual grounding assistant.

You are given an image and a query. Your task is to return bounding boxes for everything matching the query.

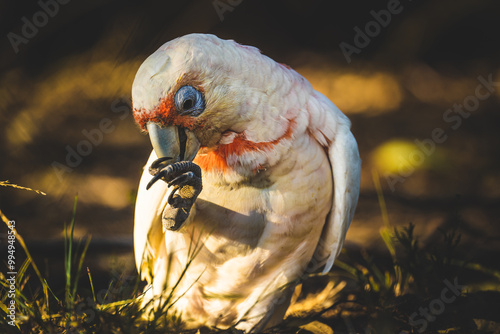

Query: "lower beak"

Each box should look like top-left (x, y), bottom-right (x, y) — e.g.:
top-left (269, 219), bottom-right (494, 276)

top-left (146, 122), bottom-right (200, 162)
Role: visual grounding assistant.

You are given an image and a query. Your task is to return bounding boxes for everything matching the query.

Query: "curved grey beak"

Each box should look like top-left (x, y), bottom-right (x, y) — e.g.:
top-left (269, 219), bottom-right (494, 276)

top-left (146, 122), bottom-right (200, 162)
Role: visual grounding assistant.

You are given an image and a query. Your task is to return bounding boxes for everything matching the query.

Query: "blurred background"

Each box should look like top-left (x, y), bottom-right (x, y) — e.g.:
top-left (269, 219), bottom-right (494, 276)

top-left (0, 0), bottom-right (499, 289)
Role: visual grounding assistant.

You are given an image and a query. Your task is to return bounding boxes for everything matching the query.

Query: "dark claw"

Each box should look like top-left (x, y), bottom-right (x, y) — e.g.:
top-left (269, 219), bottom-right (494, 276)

top-left (146, 158), bottom-right (178, 190)
top-left (147, 160), bottom-right (202, 189)
top-left (146, 158), bottom-right (203, 231)
top-left (167, 171), bottom-right (195, 188)
top-left (148, 156), bottom-right (174, 177)
top-left (146, 173), bottom-right (163, 190)
top-left (150, 156), bottom-right (173, 170)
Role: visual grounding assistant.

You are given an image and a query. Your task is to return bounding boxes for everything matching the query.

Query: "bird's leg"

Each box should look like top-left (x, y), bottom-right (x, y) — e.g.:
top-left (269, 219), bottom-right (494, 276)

top-left (147, 158), bottom-right (202, 231)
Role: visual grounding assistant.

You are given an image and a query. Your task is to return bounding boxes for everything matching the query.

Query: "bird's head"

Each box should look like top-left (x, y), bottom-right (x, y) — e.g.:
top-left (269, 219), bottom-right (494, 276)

top-left (132, 34), bottom-right (303, 174)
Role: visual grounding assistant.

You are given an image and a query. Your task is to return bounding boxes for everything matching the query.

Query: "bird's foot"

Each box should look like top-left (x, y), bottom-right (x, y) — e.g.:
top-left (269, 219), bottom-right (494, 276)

top-left (147, 158), bottom-right (202, 231)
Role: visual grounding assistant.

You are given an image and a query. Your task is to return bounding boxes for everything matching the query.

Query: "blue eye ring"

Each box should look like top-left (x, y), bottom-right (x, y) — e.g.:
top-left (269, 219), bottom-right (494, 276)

top-left (174, 85), bottom-right (205, 116)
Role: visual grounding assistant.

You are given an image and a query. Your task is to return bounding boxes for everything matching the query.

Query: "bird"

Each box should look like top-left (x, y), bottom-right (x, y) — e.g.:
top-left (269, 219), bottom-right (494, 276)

top-left (132, 33), bottom-right (361, 332)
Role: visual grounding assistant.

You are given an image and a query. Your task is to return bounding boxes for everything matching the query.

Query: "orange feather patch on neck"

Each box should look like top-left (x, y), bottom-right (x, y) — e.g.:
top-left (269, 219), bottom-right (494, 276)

top-left (194, 119), bottom-right (296, 173)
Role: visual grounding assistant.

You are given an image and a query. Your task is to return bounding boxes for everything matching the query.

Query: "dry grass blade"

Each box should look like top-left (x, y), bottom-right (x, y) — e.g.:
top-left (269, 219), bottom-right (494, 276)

top-left (0, 208), bottom-right (49, 304)
top-left (286, 281), bottom-right (347, 317)
top-left (0, 180), bottom-right (46, 196)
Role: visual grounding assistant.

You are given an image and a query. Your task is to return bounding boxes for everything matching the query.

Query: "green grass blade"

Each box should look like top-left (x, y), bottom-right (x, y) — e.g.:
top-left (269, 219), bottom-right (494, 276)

top-left (71, 236), bottom-right (91, 300)
top-left (65, 195), bottom-right (78, 309)
top-left (87, 267), bottom-right (96, 305)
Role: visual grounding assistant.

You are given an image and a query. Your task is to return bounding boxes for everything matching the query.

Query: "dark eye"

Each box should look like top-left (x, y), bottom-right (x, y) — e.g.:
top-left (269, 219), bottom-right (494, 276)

top-left (174, 85), bottom-right (205, 116)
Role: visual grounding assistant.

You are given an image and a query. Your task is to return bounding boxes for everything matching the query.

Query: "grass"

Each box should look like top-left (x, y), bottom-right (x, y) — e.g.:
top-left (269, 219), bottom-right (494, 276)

top-left (1, 179), bottom-right (500, 333)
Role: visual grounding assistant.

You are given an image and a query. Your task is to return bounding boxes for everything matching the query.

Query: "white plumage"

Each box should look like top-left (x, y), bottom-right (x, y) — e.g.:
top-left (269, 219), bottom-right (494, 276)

top-left (132, 34), bottom-right (360, 332)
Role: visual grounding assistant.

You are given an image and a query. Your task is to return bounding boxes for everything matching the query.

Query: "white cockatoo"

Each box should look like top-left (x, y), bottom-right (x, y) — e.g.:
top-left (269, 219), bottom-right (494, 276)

top-left (132, 34), bottom-right (360, 332)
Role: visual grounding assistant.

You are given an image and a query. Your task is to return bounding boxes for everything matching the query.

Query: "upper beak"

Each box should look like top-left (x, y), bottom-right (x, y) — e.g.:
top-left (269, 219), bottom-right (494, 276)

top-left (146, 122), bottom-right (200, 162)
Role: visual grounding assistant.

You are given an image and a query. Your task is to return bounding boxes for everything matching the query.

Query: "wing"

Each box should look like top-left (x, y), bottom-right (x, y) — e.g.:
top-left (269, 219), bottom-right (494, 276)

top-left (134, 150), bottom-right (172, 282)
top-left (308, 92), bottom-right (361, 274)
